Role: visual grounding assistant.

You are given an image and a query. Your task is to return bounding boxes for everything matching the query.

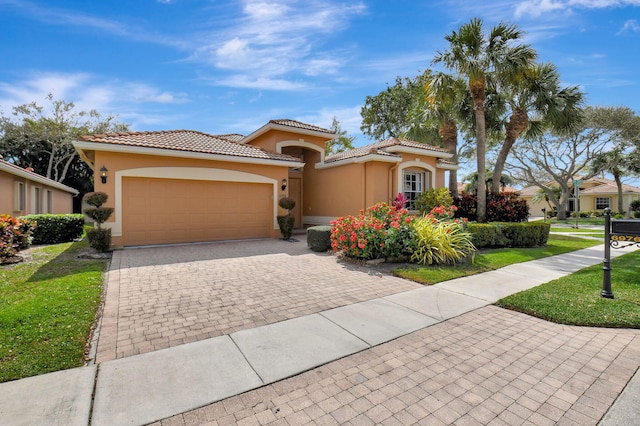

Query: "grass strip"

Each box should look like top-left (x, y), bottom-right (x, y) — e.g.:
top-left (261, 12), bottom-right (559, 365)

top-left (496, 250), bottom-right (640, 328)
top-left (0, 239), bottom-right (107, 383)
top-left (393, 235), bottom-right (602, 285)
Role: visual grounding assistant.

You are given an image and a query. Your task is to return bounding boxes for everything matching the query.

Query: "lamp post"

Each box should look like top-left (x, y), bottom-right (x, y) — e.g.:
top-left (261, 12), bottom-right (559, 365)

top-left (601, 208), bottom-right (614, 299)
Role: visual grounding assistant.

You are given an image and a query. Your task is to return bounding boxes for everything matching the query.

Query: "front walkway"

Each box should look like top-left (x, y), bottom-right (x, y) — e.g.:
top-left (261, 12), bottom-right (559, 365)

top-left (157, 306), bottom-right (640, 426)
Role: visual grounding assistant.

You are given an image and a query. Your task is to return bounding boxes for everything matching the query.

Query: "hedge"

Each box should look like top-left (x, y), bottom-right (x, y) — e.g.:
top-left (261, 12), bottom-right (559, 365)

top-left (21, 214), bottom-right (85, 245)
top-left (307, 226), bottom-right (332, 252)
top-left (468, 222), bottom-right (550, 248)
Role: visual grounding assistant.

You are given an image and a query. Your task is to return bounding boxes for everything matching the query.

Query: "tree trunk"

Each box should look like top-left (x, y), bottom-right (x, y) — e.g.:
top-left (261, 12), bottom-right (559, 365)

top-left (439, 119), bottom-right (459, 198)
top-left (470, 81), bottom-right (487, 222)
top-left (613, 168), bottom-right (624, 213)
top-left (492, 108), bottom-right (528, 194)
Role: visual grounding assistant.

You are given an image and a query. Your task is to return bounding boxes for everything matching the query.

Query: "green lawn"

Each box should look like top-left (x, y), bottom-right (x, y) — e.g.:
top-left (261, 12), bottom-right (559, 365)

top-left (497, 251), bottom-right (640, 328)
top-left (550, 217), bottom-right (605, 226)
top-left (393, 235), bottom-right (602, 285)
top-left (0, 239), bottom-right (107, 383)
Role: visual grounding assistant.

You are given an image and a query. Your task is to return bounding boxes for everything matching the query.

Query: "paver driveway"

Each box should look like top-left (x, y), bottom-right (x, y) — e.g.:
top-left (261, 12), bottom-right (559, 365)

top-left (95, 236), bottom-right (421, 362)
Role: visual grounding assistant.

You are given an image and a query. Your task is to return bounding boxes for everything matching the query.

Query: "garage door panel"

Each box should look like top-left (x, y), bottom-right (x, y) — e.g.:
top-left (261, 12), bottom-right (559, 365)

top-left (122, 177), bottom-right (273, 246)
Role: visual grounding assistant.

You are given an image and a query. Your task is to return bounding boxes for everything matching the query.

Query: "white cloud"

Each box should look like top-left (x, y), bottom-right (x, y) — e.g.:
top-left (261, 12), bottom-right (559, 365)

top-left (0, 72), bottom-right (189, 128)
top-left (617, 19), bottom-right (640, 34)
top-left (191, 0), bottom-right (367, 90)
top-left (515, 0), bottom-right (640, 18)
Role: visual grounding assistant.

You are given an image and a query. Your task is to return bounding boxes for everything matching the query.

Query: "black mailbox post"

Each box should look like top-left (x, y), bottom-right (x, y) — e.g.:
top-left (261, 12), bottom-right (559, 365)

top-left (602, 208), bottom-right (640, 298)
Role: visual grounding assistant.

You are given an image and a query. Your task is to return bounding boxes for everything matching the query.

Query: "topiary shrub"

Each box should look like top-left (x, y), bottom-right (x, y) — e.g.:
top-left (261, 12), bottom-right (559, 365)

top-left (307, 226), bottom-right (332, 252)
top-left (277, 196), bottom-right (296, 240)
top-left (83, 192), bottom-right (113, 252)
top-left (22, 214), bottom-right (85, 245)
top-left (0, 215), bottom-right (35, 260)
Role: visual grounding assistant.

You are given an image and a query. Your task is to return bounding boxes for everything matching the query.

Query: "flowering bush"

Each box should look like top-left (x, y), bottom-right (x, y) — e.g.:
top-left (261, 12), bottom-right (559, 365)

top-left (427, 205), bottom-right (458, 221)
top-left (0, 214), bottom-right (35, 259)
top-left (411, 216), bottom-right (475, 265)
top-left (330, 202), bottom-right (416, 260)
top-left (392, 192), bottom-right (409, 209)
top-left (454, 191), bottom-right (529, 222)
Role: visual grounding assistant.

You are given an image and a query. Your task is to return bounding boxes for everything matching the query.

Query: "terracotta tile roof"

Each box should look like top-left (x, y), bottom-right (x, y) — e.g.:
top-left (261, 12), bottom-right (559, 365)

top-left (325, 138), bottom-right (449, 163)
top-left (581, 182), bottom-right (640, 194)
top-left (268, 119), bottom-right (334, 134)
top-left (0, 159), bottom-right (78, 194)
top-left (78, 130), bottom-right (300, 162)
top-left (215, 133), bottom-right (245, 142)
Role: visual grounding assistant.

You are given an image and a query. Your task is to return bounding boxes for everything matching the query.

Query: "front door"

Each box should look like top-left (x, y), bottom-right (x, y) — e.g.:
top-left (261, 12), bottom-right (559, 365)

top-left (289, 175), bottom-right (302, 228)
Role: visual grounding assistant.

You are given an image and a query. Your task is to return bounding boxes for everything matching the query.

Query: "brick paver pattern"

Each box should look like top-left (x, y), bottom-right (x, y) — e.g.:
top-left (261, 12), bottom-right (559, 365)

top-left (96, 237), bottom-right (421, 362)
top-left (152, 306), bottom-right (640, 426)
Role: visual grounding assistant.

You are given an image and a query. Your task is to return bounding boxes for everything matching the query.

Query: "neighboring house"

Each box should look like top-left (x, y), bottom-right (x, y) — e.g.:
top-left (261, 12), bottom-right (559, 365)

top-left (520, 177), bottom-right (640, 217)
top-left (73, 119), bottom-right (455, 247)
top-left (0, 158), bottom-right (78, 216)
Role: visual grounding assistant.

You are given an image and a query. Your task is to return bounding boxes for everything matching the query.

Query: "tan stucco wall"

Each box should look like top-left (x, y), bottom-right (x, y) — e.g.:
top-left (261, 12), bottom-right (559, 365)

top-left (303, 152), bottom-right (447, 223)
top-left (0, 170), bottom-right (74, 216)
top-left (248, 129), bottom-right (328, 155)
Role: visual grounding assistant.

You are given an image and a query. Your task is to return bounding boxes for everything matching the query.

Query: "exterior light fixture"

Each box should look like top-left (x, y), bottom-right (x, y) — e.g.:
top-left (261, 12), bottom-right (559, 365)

top-left (99, 165), bottom-right (108, 184)
top-left (281, 178), bottom-right (288, 191)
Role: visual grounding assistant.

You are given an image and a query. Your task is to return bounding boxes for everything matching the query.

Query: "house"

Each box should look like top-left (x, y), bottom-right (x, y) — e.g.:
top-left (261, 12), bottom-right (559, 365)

top-left (520, 177), bottom-right (640, 217)
top-left (0, 158), bottom-right (78, 216)
top-left (73, 119), bottom-right (455, 247)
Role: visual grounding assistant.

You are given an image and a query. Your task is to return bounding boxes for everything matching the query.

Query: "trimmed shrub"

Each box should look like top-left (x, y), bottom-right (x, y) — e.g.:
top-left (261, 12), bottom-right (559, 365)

top-left (83, 207), bottom-right (114, 224)
top-left (467, 223), bottom-right (509, 248)
top-left (277, 216), bottom-right (295, 240)
top-left (83, 192), bottom-right (113, 251)
top-left (22, 214), bottom-right (85, 245)
top-left (630, 200), bottom-right (640, 218)
top-left (455, 191), bottom-right (529, 222)
top-left (279, 196), bottom-right (296, 212)
top-left (307, 226), bottom-right (332, 252)
top-left (501, 222), bottom-right (550, 247)
top-left (86, 228), bottom-right (112, 252)
top-left (410, 217), bottom-right (475, 265)
top-left (0, 215), bottom-right (35, 259)
top-left (414, 188), bottom-right (453, 215)
top-left (468, 222), bottom-right (550, 248)
top-left (84, 192), bottom-right (108, 208)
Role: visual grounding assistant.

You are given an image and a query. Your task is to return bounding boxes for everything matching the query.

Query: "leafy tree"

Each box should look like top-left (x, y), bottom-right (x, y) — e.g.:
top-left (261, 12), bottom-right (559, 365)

top-left (507, 107), bottom-right (635, 219)
top-left (418, 72), bottom-right (469, 197)
top-left (490, 62), bottom-right (584, 194)
top-left (433, 18), bottom-right (536, 222)
top-left (360, 74), bottom-right (431, 141)
top-left (0, 94), bottom-right (128, 210)
top-left (325, 117), bottom-right (355, 155)
top-left (588, 107), bottom-right (640, 212)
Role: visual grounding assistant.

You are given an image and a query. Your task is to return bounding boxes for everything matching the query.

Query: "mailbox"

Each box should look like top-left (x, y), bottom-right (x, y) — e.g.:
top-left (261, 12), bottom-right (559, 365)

top-left (611, 219), bottom-right (640, 236)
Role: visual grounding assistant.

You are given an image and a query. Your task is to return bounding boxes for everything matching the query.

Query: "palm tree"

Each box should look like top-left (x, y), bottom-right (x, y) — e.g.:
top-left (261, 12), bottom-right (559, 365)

top-left (490, 63), bottom-right (584, 194)
top-left (419, 72), bottom-right (469, 198)
top-left (591, 149), bottom-right (640, 213)
top-left (433, 18), bottom-right (536, 222)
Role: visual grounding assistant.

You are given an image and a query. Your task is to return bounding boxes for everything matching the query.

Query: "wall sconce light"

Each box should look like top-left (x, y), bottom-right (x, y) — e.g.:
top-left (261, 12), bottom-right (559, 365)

top-left (99, 165), bottom-right (108, 184)
top-left (281, 178), bottom-right (288, 191)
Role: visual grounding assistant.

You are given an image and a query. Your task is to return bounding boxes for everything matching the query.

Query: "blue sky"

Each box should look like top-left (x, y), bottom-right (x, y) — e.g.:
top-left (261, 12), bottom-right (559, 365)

top-left (1, 0), bottom-right (639, 149)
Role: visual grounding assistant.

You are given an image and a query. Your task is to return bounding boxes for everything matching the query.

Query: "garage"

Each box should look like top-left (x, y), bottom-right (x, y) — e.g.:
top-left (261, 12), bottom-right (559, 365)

top-left (122, 177), bottom-right (273, 246)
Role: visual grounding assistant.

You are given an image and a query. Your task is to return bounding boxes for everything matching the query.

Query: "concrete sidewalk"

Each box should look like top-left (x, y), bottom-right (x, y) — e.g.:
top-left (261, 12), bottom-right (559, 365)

top-left (0, 244), bottom-right (638, 425)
